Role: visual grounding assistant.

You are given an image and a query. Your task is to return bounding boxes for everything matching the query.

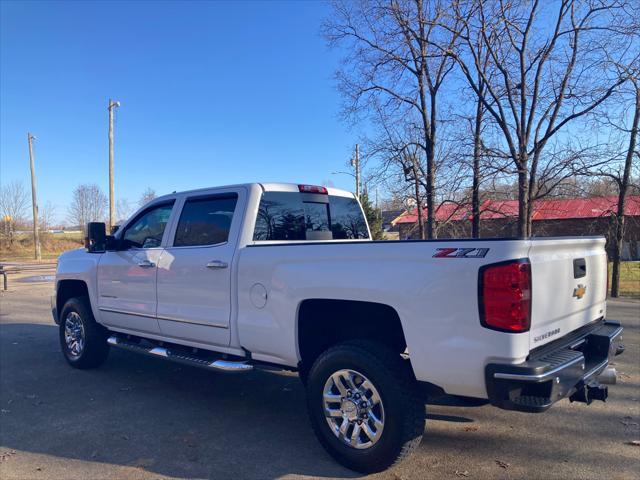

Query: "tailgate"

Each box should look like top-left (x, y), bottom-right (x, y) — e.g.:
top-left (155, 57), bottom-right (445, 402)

top-left (528, 237), bottom-right (608, 350)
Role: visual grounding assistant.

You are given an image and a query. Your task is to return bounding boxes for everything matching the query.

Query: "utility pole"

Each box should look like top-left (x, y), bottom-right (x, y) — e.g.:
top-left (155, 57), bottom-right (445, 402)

top-left (108, 99), bottom-right (120, 231)
top-left (351, 144), bottom-right (360, 199)
top-left (27, 133), bottom-right (41, 261)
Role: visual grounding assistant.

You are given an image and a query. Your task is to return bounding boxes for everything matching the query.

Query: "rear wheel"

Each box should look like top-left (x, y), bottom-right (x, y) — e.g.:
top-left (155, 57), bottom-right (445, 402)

top-left (59, 296), bottom-right (110, 369)
top-left (306, 340), bottom-right (425, 473)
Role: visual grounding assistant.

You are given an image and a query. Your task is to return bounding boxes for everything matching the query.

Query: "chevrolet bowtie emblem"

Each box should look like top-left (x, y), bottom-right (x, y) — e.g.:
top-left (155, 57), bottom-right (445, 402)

top-left (573, 284), bottom-right (587, 299)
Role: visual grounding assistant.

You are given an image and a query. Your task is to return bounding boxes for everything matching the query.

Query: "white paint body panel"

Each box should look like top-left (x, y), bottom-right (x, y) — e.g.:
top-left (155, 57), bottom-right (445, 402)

top-left (154, 186), bottom-right (248, 346)
top-left (527, 237), bottom-right (608, 350)
top-left (54, 182), bottom-right (609, 400)
top-left (97, 248), bottom-right (163, 334)
top-left (236, 241), bottom-right (533, 398)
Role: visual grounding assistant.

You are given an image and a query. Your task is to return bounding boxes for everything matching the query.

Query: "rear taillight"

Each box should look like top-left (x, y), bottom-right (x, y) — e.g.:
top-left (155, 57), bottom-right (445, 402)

top-left (606, 257), bottom-right (610, 297)
top-left (479, 260), bottom-right (531, 333)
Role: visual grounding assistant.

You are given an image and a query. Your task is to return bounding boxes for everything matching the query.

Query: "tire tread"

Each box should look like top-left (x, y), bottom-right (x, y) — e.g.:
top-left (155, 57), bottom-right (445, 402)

top-left (60, 296), bottom-right (110, 369)
top-left (307, 339), bottom-right (425, 473)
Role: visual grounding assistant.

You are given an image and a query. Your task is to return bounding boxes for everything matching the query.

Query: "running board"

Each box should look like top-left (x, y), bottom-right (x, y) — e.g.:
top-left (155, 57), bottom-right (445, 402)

top-left (107, 335), bottom-right (254, 373)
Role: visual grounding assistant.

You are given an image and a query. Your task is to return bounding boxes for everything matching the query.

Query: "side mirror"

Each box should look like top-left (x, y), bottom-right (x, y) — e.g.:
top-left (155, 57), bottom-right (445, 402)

top-left (85, 222), bottom-right (106, 252)
top-left (105, 235), bottom-right (120, 251)
top-left (110, 225), bottom-right (120, 234)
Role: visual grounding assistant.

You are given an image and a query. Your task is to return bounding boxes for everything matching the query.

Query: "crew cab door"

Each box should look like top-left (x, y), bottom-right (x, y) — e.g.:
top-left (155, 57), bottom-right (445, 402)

top-left (97, 201), bottom-right (176, 334)
top-left (155, 189), bottom-right (243, 347)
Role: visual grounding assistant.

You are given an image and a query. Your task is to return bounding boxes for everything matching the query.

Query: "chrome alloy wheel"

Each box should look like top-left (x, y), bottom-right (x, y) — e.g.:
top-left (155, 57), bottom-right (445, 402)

top-left (64, 312), bottom-right (85, 357)
top-left (323, 369), bottom-right (385, 450)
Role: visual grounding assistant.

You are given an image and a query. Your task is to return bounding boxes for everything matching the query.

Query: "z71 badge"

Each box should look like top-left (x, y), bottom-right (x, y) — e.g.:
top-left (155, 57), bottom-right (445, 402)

top-left (433, 247), bottom-right (490, 258)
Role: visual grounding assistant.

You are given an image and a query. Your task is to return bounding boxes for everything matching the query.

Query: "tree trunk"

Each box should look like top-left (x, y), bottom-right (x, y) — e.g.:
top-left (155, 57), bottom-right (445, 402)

top-left (471, 92), bottom-right (484, 238)
top-left (517, 167), bottom-right (529, 238)
top-left (413, 163), bottom-right (425, 240)
top-left (425, 141), bottom-right (435, 239)
top-left (611, 85), bottom-right (639, 297)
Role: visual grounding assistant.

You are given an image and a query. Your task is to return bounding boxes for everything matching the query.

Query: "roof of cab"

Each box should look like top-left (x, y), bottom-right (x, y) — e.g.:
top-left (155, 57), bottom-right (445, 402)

top-left (153, 182), bottom-right (355, 201)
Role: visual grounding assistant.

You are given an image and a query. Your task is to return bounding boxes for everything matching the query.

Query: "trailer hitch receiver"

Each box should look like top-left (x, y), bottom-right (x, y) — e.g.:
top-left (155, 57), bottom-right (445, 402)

top-left (569, 380), bottom-right (608, 405)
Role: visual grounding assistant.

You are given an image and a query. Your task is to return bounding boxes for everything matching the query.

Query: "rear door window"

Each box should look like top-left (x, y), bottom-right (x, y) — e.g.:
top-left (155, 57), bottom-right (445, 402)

top-left (173, 194), bottom-right (238, 247)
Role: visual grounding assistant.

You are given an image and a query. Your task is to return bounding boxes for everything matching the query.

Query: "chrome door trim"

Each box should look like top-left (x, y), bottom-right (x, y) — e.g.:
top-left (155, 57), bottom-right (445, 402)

top-left (98, 307), bottom-right (156, 319)
top-left (99, 307), bottom-right (229, 329)
top-left (156, 314), bottom-right (229, 329)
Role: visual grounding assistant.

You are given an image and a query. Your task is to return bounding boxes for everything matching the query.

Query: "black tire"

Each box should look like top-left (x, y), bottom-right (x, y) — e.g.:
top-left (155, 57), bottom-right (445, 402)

top-left (298, 363), bottom-right (310, 386)
top-left (59, 296), bottom-right (110, 369)
top-left (306, 340), bottom-right (425, 473)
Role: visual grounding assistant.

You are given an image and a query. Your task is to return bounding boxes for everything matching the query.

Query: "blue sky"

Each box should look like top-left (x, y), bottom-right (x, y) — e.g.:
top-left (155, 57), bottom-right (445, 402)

top-left (1, 0), bottom-right (361, 224)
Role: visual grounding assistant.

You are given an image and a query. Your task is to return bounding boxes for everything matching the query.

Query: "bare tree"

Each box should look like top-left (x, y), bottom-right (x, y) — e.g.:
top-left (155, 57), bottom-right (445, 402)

top-left (447, 0), bottom-right (634, 237)
top-left (325, 0), bottom-right (463, 238)
top-left (0, 180), bottom-right (29, 224)
top-left (116, 198), bottom-right (134, 224)
top-left (365, 115), bottom-right (428, 238)
top-left (590, 65), bottom-right (640, 296)
top-left (138, 188), bottom-right (157, 207)
top-left (0, 180), bottom-right (29, 243)
top-left (67, 184), bottom-right (107, 233)
top-left (39, 202), bottom-right (57, 231)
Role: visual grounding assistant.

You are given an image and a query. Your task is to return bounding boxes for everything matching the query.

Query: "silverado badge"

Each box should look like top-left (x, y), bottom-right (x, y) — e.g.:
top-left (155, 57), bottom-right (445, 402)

top-left (573, 284), bottom-right (587, 299)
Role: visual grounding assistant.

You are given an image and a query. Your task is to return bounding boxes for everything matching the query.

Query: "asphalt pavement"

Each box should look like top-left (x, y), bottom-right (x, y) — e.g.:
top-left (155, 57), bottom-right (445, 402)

top-left (1, 271), bottom-right (638, 479)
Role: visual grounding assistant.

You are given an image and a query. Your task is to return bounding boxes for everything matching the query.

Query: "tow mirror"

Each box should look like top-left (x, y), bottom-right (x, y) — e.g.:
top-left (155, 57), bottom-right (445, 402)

top-left (85, 222), bottom-right (106, 252)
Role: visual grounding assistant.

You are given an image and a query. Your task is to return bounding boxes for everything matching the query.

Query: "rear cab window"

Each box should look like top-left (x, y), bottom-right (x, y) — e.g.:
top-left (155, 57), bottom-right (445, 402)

top-left (253, 190), bottom-right (369, 241)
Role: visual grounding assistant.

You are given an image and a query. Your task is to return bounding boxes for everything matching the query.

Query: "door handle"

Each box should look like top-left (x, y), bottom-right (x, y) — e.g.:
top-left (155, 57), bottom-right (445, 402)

top-left (137, 260), bottom-right (156, 268)
top-left (206, 260), bottom-right (228, 269)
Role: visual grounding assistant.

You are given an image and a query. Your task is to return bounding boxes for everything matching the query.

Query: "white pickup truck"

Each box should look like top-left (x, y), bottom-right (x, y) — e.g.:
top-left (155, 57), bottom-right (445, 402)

top-left (52, 182), bottom-right (624, 473)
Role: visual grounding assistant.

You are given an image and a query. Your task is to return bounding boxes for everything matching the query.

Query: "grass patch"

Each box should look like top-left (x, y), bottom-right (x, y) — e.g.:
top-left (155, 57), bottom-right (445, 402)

top-left (608, 261), bottom-right (640, 298)
top-left (0, 232), bottom-right (83, 262)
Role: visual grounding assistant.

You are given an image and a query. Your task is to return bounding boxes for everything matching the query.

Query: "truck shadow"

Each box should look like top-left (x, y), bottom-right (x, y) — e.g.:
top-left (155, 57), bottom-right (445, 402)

top-left (1, 322), bottom-right (637, 479)
top-left (0, 323), bottom-right (479, 479)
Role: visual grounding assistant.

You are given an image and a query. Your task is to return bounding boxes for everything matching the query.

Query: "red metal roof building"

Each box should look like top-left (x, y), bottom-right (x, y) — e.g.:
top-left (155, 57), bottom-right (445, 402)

top-left (393, 195), bottom-right (640, 224)
top-left (392, 195), bottom-right (640, 260)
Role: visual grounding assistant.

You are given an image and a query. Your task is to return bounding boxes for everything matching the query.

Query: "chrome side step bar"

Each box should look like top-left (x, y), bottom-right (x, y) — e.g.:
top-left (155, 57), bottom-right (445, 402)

top-left (107, 335), bottom-right (254, 373)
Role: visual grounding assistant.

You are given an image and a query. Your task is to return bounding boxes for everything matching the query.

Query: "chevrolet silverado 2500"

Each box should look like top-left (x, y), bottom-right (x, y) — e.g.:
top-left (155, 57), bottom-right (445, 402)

top-left (52, 182), bottom-right (624, 473)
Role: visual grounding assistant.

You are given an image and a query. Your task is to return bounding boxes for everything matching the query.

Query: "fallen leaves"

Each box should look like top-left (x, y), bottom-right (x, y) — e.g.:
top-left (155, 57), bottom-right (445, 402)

top-left (464, 426), bottom-right (478, 432)
top-left (455, 470), bottom-right (470, 477)
top-left (495, 460), bottom-right (510, 469)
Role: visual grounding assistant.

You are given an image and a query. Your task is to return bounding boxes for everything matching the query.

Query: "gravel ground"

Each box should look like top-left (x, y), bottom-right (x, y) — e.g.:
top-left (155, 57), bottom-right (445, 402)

top-left (0, 271), bottom-right (638, 480)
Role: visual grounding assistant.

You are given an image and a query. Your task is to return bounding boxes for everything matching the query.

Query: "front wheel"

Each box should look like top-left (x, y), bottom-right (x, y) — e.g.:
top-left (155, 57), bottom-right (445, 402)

top-left (59, 296), bottom-right (110, 369)
top-left (306, 340), bottom-right (425, 473)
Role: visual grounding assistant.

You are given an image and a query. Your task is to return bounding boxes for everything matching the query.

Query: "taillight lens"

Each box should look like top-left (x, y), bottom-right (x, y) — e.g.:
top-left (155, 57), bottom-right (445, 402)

top-left (479, 260), bottom-right (531, 333)
top-left (298, 184), bottom-right (328, 194)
